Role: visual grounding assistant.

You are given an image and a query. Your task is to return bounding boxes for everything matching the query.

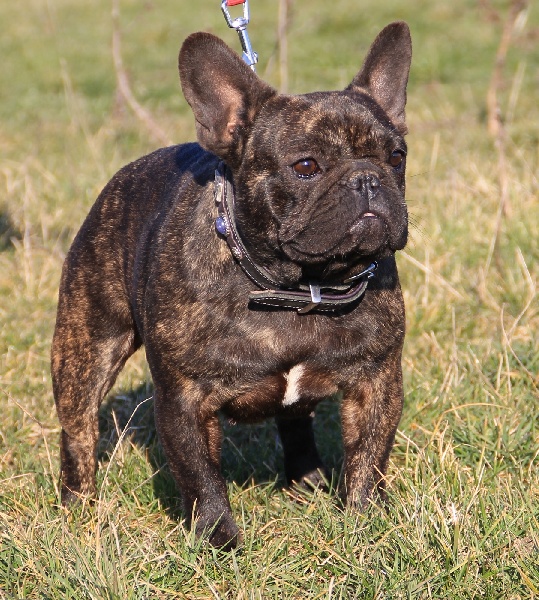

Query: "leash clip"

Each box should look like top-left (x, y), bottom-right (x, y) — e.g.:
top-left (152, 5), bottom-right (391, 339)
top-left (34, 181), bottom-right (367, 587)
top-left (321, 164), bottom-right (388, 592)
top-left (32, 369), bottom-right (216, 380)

top-left (221, 0), bottom-right (258, 71)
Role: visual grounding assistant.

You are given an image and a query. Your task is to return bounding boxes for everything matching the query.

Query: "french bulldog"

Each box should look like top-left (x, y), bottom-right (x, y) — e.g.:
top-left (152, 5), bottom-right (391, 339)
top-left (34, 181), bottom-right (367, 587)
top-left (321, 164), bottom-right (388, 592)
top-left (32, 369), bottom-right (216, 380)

top-left (51, 21), bottom-right (412, 549)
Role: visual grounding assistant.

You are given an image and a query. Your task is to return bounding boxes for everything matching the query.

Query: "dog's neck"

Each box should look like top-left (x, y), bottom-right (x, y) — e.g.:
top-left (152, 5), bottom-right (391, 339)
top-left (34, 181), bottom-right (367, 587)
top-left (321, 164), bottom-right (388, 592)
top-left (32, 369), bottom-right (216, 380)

top-left (213, 162), bottom-right (378, 314)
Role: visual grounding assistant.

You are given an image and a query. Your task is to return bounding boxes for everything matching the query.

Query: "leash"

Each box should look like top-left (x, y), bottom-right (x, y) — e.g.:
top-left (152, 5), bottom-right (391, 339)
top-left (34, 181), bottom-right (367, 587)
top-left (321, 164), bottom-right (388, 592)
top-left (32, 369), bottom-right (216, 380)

top-left (221, 0), bottom-right (258, 71)
top-left (214, 163), bottom-right (378, 314)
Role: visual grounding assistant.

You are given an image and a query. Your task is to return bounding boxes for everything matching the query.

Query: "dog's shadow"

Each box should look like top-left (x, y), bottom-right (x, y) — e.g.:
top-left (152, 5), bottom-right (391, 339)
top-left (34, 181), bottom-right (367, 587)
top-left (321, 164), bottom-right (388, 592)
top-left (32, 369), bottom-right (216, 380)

top-left (0, 210), bottom-right (21, 251)
top-left (97, 383), bottom-right (344, 519)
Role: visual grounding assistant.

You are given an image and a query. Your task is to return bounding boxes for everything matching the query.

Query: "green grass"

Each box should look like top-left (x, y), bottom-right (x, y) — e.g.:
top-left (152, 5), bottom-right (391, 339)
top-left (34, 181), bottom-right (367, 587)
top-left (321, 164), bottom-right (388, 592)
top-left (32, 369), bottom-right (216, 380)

top-left (1, 0), bottom-right (538, 597)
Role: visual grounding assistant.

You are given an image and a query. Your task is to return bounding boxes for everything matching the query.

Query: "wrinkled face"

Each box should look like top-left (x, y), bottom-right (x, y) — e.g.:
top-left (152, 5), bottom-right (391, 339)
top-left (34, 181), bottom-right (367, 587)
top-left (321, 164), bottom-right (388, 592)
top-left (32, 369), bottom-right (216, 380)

top-left (237, 91), bottom-right (408, 278)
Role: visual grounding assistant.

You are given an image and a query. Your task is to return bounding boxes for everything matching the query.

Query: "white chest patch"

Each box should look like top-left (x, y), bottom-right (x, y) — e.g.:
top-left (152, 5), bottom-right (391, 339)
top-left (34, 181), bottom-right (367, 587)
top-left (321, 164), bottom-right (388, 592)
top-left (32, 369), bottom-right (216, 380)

top-left (282, 364), bottom-right (305, 406)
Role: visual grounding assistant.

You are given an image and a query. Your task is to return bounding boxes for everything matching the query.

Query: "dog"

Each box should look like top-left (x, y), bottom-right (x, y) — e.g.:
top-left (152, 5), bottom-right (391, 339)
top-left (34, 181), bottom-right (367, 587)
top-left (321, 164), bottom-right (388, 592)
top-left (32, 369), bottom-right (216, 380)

top-left (51, 21), bottom-right (412, 549)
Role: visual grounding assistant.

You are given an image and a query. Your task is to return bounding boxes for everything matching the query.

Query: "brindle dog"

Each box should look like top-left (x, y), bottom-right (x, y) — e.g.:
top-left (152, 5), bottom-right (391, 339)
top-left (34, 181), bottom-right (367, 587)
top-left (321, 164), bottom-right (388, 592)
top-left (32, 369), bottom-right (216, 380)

top-left (52, 22), bottom-right (412, 549)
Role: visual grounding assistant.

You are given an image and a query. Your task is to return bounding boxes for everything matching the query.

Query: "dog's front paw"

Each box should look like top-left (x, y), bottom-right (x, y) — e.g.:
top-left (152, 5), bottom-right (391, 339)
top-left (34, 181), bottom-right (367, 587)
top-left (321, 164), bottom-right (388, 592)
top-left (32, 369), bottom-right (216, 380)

top-left (196, 511), bottom-right (242, 551)
top-left (344, 480), bottom-right (388, 512)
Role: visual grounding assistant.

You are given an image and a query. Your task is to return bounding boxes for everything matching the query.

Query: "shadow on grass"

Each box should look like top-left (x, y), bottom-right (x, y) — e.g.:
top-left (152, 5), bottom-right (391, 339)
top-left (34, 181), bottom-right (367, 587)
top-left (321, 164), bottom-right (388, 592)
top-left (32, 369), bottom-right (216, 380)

top-left (0, 210), bottom-right (21, 251)
top-left (97, 382), bottom-right (344, 520)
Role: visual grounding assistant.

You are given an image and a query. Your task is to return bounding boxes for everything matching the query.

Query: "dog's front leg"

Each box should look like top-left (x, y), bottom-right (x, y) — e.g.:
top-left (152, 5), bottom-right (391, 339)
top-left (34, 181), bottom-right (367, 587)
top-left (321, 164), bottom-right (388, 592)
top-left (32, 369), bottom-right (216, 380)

top-left (153, 383), bottom-right (240, 549)
top-left (340, 353), bottom-right (404, 509)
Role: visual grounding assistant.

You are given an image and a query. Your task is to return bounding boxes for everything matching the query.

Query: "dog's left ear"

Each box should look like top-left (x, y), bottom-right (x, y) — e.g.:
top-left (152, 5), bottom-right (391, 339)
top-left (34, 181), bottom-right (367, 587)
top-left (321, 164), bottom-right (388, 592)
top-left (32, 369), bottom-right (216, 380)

top-left (179, 32), bottom-right (276, 167)
top-left (349, 22), bottom-right (412, 131)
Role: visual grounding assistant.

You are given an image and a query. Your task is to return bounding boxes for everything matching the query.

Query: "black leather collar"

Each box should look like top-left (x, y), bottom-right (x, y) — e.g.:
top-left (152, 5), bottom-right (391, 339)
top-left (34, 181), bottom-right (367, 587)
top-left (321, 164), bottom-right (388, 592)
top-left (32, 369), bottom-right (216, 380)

top-left (213, 162), bottom-right (377, 314)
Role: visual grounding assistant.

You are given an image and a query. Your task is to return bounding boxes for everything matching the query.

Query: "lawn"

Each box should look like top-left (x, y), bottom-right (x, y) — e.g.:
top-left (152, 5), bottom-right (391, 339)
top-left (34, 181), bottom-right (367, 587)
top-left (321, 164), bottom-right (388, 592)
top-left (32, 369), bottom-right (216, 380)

top-left (1, 0), bottom-right (538, 598)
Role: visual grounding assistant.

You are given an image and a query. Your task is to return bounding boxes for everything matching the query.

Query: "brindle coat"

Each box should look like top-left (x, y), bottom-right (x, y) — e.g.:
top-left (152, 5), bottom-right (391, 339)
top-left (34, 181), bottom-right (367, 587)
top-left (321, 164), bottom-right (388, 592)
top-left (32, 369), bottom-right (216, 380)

top-left (52, 22), bottom-right (412, 549)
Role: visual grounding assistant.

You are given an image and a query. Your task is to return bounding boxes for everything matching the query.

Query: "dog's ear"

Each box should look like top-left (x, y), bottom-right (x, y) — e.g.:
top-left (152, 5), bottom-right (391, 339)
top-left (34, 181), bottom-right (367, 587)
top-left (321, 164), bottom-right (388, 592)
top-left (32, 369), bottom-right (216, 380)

top-left (348, 22), bottom-right (412, 131)
top-left (179, 32), bottom-right (276, 167)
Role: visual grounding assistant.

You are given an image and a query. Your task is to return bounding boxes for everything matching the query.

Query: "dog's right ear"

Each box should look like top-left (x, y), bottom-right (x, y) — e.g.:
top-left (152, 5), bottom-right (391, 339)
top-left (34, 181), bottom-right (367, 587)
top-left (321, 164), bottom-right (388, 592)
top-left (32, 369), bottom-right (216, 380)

top-left (179, 33), bottom-right (276, 167)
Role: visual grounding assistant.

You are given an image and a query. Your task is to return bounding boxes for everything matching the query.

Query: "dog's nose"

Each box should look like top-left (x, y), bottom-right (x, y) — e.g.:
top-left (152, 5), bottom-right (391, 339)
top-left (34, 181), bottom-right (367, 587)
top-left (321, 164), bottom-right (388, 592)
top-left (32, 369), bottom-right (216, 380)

top-left (343, 171), bottom-right (381, 200)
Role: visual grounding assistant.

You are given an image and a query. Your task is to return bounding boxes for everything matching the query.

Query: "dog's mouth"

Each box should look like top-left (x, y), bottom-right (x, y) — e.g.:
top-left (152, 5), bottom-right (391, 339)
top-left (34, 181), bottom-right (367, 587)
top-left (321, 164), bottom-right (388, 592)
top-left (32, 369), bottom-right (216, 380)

top-left (350, 211), bottom-right (384, 231)
top-left (279, 212), bottom-right (391, 269)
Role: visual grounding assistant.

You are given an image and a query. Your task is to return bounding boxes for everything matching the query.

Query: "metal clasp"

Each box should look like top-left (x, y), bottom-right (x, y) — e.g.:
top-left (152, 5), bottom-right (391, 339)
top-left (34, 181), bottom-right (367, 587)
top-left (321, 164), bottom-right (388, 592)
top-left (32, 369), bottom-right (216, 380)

top-left (297, 284), bottom-right (322, 315)
top-left (221, 0), bottom-right (258, 71)
top-left (343, 262), bottom-right (378, 284)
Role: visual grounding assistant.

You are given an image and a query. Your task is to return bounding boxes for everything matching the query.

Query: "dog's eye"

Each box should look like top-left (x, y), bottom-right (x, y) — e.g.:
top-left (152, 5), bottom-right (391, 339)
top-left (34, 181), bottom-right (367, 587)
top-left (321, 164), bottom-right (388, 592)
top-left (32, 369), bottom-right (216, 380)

top-left (292, 158), bottom-right (320, 178)
top-left (389, 150), bottom-right (405, 168)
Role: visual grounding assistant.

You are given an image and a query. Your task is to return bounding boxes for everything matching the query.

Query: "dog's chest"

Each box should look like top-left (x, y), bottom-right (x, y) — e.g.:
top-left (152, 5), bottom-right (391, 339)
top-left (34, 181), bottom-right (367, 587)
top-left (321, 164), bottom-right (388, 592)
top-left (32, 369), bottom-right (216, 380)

top-left (214, 312), bottom-right (364, 371)
top-left (206, 307), bottom-right (387, 418)
top-left (220, 359), bottom-right (339, 421)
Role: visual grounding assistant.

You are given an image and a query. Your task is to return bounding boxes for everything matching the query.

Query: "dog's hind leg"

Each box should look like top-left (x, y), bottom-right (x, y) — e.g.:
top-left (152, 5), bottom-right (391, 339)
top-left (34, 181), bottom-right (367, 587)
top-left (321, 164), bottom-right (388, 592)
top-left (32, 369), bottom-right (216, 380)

top-left (51, 263), bottom-right (140, 504)
top-left (276, 415), bottom-right (328, 490)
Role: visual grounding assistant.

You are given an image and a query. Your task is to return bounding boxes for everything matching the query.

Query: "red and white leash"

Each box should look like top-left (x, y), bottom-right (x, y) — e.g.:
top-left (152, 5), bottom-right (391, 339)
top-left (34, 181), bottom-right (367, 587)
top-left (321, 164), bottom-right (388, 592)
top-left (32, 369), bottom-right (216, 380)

top-left (221, 0), bottom-right (258, 71)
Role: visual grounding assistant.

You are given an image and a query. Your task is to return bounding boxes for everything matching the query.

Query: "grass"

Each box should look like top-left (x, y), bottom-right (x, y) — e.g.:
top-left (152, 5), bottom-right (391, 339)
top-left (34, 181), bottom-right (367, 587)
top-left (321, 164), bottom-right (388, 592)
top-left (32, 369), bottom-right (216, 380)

top-left (1, 0), bottom-right (538, 597)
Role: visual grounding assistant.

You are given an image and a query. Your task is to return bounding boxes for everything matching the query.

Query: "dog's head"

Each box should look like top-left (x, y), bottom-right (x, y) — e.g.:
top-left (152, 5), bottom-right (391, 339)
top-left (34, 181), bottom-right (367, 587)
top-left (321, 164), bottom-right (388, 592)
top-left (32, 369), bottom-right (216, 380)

top-left (179, 23), bottom-right (412, 284)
